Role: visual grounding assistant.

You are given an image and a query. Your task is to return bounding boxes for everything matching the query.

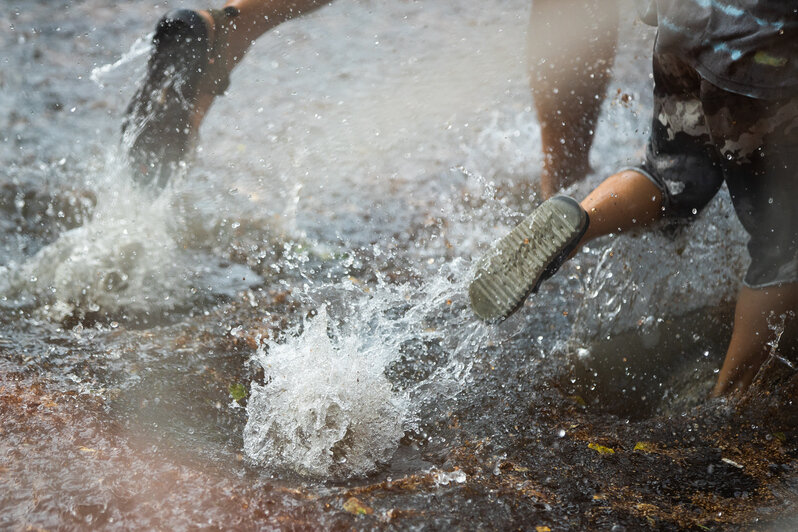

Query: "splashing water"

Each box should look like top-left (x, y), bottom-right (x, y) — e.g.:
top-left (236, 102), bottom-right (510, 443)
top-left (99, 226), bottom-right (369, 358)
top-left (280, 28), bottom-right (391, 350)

top-left (765, 310), bottom-right (797, 370)
top-left (90, 33), bottom-right (153, 89)
top-left (567, 192), bottom-right (748, 343)
top-left (0, 154), bottom-right (263, 321)
top-left (1, 162), bottom-right (172, 309)
top-left (244, 260), bottom-right (487, 478)
top-left (245, 306), bottom-right (408, 478)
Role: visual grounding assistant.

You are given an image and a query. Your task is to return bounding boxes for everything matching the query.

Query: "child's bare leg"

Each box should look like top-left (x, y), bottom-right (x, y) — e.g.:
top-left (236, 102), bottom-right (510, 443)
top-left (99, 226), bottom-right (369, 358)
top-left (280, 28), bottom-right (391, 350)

top-left (711, 283), bottom-right (798, 397)
top-left (193, 0), bottom-right (330, 128)
top-left (469, 170), bottom-right (663, 321)
top-left (577, 169), bottom-right (663, 246)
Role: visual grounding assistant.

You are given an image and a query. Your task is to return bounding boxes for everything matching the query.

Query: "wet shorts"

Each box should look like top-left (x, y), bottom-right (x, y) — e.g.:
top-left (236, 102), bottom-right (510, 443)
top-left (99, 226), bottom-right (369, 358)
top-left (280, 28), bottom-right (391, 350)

top-left (630, 53), bottom-right (798, 288)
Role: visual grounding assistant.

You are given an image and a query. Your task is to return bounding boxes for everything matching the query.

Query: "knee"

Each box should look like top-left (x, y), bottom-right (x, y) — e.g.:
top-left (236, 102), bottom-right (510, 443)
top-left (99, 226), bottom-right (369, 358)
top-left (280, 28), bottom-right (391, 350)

top-left (643, 149), bottom-right (724, 219)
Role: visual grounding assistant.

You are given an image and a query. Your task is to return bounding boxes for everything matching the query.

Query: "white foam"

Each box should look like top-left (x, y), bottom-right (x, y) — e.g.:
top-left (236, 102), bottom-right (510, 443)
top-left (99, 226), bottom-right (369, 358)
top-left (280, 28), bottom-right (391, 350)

top-left (243, 260), bottom-right (488, 478)
top-left (244, 306), bottom-right (408, 478)
top-left (0, 157), bottom-right (263, 319)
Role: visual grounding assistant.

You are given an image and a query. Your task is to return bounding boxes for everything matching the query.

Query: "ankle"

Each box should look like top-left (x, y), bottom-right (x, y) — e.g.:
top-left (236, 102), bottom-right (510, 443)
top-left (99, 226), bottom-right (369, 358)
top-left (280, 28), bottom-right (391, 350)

top-left (197, 10), bottom-right (215, 34)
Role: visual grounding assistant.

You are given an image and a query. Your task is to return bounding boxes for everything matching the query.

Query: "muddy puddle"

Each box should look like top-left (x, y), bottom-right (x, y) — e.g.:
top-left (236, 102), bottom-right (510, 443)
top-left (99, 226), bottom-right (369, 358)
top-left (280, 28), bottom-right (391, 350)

top-left (2, 0), bottom-right (797, 530)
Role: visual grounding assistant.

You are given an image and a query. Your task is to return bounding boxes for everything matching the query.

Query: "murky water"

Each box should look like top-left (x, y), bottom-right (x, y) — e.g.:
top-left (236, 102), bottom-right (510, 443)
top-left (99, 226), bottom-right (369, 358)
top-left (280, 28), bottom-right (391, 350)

top-left (2, 0), bottom-right (797, 529)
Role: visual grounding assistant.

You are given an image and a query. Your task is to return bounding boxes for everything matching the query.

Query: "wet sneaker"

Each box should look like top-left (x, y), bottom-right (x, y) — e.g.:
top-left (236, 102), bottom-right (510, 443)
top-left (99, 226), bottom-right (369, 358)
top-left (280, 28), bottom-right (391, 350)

top-left (122, 8), bottom-right (238, 188)
top-left (469, 195), bottom-right (589, 322)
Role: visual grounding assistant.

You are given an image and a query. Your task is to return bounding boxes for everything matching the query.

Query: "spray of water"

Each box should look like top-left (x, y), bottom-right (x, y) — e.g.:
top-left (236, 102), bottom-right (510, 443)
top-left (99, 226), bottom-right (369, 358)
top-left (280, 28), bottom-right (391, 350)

top-left (244, 259), bottom-right (487, 478)
top-left (90, 33), bottom-right (153, 89)
top-left (244, 306), bottom-right (408, 478)
top-left (0, 183), bottom-right (184, 319)
top-left (0, 35), bottom-right (265, 321)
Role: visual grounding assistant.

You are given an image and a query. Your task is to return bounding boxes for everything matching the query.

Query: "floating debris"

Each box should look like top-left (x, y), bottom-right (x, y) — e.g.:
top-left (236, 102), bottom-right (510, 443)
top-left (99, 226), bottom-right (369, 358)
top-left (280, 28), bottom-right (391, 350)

top-left (343, 497), bottom-right (373, 516)
top-left (588, 443), bottom-right (615, 455)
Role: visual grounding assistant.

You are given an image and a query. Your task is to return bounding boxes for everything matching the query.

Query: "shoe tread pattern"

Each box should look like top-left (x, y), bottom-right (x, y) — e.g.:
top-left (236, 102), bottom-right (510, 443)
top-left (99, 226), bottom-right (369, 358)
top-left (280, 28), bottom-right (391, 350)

top-left (469, 196), bottom-right (586, 322)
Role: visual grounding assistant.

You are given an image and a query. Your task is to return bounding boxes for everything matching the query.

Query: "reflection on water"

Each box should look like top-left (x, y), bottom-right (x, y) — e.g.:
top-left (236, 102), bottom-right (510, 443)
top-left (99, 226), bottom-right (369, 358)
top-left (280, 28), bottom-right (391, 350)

top-left (2, 0), bottom-right (797, 529)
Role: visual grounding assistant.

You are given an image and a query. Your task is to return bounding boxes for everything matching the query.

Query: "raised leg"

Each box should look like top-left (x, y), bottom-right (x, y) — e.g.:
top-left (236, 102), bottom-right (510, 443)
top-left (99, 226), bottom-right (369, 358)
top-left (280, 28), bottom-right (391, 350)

top-left (577, 169), bottom-right (663, 245)
top-left (124, 0), bottom-right (333, 186)
top-left (468, 168), bottom-right (663, 322)
top-left (192, 0), bottom-right (331, 128)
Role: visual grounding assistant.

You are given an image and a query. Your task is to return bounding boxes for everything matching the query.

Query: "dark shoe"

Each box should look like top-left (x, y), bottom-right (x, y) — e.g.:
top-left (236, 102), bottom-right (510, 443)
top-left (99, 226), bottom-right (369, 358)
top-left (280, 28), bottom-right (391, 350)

top-left (469, 195), bottom-right (589, 322)
top-left (122, 7), bottom-right (238, 188)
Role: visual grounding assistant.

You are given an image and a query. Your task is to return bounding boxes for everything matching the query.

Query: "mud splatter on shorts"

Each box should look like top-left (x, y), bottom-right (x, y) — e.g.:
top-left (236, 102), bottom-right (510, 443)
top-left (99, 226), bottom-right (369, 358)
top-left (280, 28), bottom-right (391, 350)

top-left (631, 53), bottom-right (798, 288)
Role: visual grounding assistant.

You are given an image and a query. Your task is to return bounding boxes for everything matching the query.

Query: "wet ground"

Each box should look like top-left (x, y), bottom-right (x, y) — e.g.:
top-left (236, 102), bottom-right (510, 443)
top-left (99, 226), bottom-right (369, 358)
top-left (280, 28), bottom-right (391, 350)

top-left (2, 0), bottom-right (798, 530)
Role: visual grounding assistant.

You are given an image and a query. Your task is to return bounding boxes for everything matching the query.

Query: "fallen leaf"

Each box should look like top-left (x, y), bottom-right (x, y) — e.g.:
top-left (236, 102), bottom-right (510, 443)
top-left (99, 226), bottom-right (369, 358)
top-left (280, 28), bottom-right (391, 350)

top-left (229, 383), bottom-right (247, 402)
top-left (634, 441), bottom-right (654, 452)
top-left (721, 457), bottom-right (743, 469)
top-left (588, 443), bottom-right (615, 455)
top-left (343, 497), bottom-right (373, 516)
top-left (536, 527), bottom-right (551, 532)
top-left (636, 503), bottom-right (659, 514)
top-left (568, 395), bottom-right (586, 407)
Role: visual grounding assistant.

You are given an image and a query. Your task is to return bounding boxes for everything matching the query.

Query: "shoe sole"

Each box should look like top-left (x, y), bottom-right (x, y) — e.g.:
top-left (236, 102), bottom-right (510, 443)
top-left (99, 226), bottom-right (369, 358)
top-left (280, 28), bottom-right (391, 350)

top-left (469, 195), bottom-right (588, 322)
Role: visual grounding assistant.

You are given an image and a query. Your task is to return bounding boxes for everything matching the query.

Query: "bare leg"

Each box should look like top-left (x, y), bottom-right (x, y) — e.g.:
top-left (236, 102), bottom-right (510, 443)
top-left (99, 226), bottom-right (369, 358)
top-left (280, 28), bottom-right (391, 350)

top-left (528, 0), bottom-right (619, 198)
top-left (711, 283), bottom-right (798, 397)
top-left (193, 0), bottom-right (331, 128)
top-left (568, 171), bottom-right (797, 399)
top-left (577, 169), bottom-right (663, 245)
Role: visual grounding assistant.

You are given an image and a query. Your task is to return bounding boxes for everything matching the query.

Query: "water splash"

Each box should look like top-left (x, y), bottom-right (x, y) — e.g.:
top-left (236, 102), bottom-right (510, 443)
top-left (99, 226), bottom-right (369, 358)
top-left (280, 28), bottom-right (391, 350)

top-left (244, 306), bottom-right (408, 478)
top-left (568, 191), bottom-right (748, 342)
top-left (0, 155), bottom-right (262, 321)
top-left (244, 260), bottom-right (487, 478)
top-left (765, 310), bottom-right (796, 371)
top-left (90, 33), bottom-right (153, 89)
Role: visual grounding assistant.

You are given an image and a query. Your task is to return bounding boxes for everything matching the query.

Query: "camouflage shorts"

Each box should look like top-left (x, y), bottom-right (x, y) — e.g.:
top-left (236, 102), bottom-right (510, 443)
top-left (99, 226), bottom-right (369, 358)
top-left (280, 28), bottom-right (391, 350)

top-left (632, 53), bottom-right (798, 288)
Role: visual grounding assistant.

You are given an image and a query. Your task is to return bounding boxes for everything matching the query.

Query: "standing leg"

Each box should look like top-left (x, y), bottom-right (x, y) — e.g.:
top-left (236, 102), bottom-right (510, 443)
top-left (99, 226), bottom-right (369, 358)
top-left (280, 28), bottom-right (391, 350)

top-left (528, 0), bottom-right (619, 198)
top-left (711, 284), bottom-right (798, 396)
top-left (700, 82), bottom-right (798, 396)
